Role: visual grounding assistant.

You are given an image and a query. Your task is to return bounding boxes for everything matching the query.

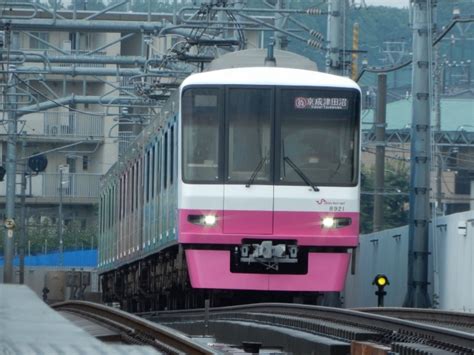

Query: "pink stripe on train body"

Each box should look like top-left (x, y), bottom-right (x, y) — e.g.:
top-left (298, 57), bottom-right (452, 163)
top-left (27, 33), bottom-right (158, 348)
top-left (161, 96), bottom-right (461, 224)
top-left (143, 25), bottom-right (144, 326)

top-left (178, 209), bottom-right (359, 247)
top-left (185, 249), bottom-right (350, 291)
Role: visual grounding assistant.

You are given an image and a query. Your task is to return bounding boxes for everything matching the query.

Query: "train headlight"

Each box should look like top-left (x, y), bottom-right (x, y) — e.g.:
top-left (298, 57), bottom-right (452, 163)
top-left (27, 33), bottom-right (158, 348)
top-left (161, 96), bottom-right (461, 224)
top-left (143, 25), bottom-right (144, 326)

top-left (203, 215), bottom-right (217, 226)
top-left (321, 217), bottom-right (352, 228)
top-left (322, 217), bottom-right (335, 228)
top-left (188, 214), bottom-right (217, 227)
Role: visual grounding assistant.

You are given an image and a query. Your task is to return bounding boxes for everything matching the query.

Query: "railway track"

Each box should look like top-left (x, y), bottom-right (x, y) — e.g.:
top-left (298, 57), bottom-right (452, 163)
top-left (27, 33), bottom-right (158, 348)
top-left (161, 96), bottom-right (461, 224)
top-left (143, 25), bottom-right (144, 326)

top-left (144, 303), bottom-right (474, 354)
top-left (52, 301), bottom-right (217, 355)
top-left (357, 307), bottom-right (474, 333)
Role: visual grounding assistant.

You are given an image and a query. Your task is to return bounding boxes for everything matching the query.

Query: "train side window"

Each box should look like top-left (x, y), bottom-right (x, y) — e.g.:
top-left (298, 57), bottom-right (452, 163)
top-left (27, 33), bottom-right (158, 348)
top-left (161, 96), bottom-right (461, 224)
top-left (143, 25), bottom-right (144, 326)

top-left (108, 188), bottom-right (112, 229)
top-left (157, 140), bottom-right (161, 194)
top-left (151, 145), bottom-right (155, 197)
top-left (125, 171), bottom-right (129, 216)
top-left (146, 150), bottom-right (150, 202)
top-left (122, 175), bottom-right (125, 219)
top-left (123, 173), bottom-right (126, 218)
top-left (164, 132), bottom-right (168, 190)
top-left (170, 126), bottom-right (174, 186)
top-left (136, 160), bottom-right (139, 210)
top-left (118, 178), bottom-right (122, 221)
top-left (99, 195), bottom-right (102, 235)
top-left (131, 165), bottom-right (135, 212)
top-left (111, 187), bottom-right (114, 228)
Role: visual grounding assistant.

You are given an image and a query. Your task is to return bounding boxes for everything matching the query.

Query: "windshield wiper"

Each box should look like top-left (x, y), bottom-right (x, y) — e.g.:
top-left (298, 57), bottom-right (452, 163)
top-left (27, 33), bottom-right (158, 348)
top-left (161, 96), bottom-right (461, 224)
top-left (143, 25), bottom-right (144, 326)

top-left (245, 157), bottom-right (267, 188)
top-left (284, 156), bottom-right (320, 192)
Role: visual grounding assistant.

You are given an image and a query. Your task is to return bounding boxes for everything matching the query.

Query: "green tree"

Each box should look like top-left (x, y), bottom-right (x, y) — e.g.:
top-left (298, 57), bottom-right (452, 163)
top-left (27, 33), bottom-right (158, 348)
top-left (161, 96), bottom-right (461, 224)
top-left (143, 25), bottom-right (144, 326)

top-left (360, 161), bottom-right (409, 234)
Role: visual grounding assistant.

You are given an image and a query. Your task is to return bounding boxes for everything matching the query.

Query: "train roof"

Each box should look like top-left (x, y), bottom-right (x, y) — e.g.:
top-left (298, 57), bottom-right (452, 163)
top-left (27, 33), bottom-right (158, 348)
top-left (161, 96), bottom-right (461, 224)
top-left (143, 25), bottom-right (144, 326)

top-left (206, 48), bottom-right (318, 71)
top-left (181, 67), bottom-right (360, 91)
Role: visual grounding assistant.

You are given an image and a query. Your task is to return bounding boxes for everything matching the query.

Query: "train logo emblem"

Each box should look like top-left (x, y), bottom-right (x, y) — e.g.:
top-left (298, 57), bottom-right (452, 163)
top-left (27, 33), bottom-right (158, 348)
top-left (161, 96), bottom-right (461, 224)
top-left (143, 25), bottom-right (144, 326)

top-left (295, 97), bottom-right (308, 109)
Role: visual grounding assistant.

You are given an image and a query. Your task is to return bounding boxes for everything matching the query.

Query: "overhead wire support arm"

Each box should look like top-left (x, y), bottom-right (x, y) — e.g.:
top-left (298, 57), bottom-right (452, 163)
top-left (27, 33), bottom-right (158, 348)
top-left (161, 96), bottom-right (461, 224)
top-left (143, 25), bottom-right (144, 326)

top-left (356, 16), bottom-right (474, 82)
top-left (84, 0), bottom-right (130, 21)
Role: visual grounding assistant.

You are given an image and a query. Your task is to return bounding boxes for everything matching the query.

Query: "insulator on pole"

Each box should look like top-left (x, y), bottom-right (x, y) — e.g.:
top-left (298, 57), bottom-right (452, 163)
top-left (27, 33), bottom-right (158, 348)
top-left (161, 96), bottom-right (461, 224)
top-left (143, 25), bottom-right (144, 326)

top-left (306, 8), bottom-right (322, 15)
top-left (307, 39), bottom-right (323, 49)
top-left (309, 30), bottom-right (324, 41)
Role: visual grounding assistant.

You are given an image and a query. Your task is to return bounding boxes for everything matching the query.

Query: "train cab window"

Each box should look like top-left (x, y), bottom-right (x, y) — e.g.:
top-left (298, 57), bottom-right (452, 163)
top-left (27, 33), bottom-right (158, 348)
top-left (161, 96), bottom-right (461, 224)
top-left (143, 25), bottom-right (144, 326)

top-left (226, 88), bottom-right (272, 184)
top-left (182, 88), bottom-right (221, 183)
top-left (278, 89), bottom-right (359, 186)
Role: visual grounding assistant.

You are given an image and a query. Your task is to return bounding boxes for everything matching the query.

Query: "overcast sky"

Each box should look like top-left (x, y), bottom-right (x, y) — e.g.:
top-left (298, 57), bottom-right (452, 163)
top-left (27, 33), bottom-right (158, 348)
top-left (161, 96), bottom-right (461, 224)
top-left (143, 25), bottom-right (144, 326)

top-left (364, 0), bottom-right (408, 8)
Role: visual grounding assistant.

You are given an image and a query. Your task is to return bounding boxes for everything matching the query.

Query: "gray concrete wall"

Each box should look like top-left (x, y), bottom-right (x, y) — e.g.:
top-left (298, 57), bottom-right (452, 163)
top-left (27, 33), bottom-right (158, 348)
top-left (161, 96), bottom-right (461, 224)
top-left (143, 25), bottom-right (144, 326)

top-left (0, 266), bottom-right (99, 302)
top-left (344, 210), bottom-right (474, 312)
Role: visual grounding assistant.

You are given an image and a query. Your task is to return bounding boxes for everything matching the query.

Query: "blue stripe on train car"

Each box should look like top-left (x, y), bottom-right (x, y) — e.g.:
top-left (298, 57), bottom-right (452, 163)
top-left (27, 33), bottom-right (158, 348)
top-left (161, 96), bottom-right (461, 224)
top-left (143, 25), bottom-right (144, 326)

top-left (0, 250), bottom-right (98, 267)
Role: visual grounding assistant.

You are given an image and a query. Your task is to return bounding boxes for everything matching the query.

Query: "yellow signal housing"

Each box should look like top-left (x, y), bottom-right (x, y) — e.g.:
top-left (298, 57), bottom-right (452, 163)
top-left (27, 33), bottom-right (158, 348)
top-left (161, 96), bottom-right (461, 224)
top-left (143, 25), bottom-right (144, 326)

top-left (376, 275), bottom-right (388, 287)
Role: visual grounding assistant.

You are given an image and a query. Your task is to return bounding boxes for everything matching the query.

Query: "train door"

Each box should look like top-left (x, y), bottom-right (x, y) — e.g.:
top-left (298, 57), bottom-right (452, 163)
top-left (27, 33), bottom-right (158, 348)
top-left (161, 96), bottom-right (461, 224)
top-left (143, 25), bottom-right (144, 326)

top-left (223, 87), bottom-right (274, 235)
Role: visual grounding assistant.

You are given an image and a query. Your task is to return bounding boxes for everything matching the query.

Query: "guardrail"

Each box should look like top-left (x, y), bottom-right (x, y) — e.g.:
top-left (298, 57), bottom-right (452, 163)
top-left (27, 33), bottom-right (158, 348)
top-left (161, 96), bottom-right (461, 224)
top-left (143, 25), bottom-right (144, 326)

top-left (44, 111), bottom-right (104, 138)
top-left (118, 131), bottom-right (135, 156)
top-left (42, 173), bottom-right (101, 198)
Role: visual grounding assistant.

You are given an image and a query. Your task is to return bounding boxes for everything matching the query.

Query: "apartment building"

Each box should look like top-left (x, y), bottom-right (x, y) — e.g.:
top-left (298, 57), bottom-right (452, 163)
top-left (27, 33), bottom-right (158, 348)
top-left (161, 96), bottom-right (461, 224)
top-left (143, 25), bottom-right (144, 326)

top-left (0, 7), bottom-right (264, 251)
top-left (0, 9), bottom-right (177, 247)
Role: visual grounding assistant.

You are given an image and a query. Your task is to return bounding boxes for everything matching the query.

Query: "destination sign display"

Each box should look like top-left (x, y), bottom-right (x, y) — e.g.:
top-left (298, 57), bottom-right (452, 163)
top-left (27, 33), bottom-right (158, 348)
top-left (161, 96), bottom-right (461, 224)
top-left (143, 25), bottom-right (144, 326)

top-left (294, 97), bottom-right (349, 110)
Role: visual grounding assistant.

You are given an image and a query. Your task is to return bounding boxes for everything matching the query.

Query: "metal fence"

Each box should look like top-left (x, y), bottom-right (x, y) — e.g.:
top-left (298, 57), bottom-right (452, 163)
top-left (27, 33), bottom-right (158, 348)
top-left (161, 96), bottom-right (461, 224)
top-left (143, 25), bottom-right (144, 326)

top-left (118, 131), bottom-right (136, 156)
top-left (42, 173), bottom-right (101, 198)
top-left (44, 111), bottom-right (104, 138)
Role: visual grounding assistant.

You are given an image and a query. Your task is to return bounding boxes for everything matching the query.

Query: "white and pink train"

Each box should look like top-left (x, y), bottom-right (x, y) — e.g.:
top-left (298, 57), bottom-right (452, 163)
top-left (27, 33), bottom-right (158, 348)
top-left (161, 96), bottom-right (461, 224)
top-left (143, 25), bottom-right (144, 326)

top-left (99, 66), bottom-right (361, 311)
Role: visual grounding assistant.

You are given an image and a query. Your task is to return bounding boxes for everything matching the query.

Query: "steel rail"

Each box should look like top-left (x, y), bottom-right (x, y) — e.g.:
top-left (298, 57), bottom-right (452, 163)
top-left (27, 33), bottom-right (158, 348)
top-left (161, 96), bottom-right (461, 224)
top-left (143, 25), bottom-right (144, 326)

top-left (356, 307), bottom-right (474, 330)
top-left (144, 303), bottom-right (474, 352)
top-left (52, 301), bottom-right (217, 355)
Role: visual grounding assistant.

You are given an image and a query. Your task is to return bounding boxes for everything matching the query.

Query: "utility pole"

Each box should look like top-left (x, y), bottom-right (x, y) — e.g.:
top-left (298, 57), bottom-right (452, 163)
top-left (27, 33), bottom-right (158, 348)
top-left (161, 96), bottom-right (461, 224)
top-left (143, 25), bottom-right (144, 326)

top-left (19, 140), bottom-right (27, 284)
top-left (326, 0), bottom-right (343, 75)
top-left (275, 0), bottom-right (288, 50)
top-left (373, 73), bottom-right (387, 232)
top-left (59, 168), bottom-right (64, 266)
top-left (3, 26), bottom-right (18, 283)
top-left (404, 0), bottom-right (433, 308)
top-left (434, 26), bottom-right (443, 216)
top-left (351, 22), bottom-right (359, 81)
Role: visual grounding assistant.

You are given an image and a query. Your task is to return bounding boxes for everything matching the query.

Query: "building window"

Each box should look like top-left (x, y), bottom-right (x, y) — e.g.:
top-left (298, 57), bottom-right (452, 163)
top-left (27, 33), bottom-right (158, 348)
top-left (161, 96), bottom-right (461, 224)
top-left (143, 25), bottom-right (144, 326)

top-left (83, 156), bottom-right (89, 171)
top-left (29, 32), bottom-right (49, 50)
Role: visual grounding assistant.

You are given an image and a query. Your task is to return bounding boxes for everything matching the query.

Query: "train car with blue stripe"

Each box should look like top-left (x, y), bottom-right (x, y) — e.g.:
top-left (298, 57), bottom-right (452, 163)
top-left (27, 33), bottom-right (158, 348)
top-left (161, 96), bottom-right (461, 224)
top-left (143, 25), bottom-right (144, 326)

top-left (98, 52), bottom-right (361, 312)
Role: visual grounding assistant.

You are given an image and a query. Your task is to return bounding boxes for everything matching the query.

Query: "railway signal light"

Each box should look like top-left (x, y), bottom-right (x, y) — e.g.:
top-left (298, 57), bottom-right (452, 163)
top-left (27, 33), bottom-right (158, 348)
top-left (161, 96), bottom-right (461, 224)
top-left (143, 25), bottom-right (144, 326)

top-left (373, 274), bottom-right (389, 307)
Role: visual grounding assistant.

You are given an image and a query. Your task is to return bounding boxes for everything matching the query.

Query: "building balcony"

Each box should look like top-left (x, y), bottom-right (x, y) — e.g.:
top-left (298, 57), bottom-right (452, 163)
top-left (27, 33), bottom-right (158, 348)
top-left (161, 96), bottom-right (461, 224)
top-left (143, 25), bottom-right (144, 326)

top-left (0, 173), bottom-right (101, 205)
top-left (0, 111), bottom-right (105, 142)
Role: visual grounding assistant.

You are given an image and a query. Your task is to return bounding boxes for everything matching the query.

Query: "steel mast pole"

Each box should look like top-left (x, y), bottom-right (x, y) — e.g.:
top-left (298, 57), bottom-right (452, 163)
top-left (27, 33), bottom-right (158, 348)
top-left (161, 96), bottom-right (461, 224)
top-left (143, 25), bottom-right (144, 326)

top-left (373, 73), bottom-right (387, 232)
top-left (19, 139), bottom-right (27, 284)
top-left (59, 168), bottom-right (64, 266)
top-left (326, 0), bottom-right (343, 75)
top-left (275, 0), bottom-right (288, 50)
top-left (404, 0), bottom-right (432, 308)
top-left (3, 59), bottom-right (18, 284)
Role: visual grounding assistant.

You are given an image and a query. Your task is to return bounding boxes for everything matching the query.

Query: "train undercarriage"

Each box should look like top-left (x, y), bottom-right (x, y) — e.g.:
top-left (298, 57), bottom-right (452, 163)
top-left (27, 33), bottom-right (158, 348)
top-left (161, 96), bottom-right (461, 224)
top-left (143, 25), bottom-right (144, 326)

top-left (100, 245), bottom-right (340, 312)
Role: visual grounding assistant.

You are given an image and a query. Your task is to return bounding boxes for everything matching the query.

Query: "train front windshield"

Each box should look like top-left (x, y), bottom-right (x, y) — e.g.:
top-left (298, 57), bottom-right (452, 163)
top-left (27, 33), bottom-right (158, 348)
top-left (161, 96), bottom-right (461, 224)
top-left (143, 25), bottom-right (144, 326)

top-left (182, 86), bottom-right (359, 186)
